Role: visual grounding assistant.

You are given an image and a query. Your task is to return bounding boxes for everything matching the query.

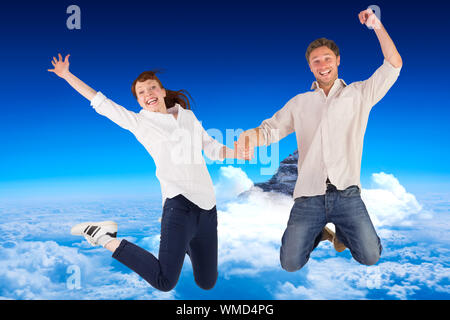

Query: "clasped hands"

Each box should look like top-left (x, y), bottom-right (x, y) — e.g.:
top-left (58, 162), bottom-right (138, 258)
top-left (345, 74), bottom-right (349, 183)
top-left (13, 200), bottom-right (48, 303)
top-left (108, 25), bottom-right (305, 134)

top-left (233, 129), bottom-right (258, 161)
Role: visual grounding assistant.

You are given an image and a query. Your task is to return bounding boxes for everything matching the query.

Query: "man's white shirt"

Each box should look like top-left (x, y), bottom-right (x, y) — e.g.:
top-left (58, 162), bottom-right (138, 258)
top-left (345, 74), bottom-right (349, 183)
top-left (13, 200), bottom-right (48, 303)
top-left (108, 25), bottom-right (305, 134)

top-left (258, 59), bottom-right (402, 198)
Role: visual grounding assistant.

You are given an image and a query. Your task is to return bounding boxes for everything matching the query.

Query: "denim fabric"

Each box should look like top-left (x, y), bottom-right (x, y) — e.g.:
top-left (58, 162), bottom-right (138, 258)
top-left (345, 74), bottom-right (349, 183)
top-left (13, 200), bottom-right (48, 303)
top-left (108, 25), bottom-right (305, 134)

top-left (280, 185), bottom-right (382, 272)
top-left (112, 194), bottom-right (218, 292)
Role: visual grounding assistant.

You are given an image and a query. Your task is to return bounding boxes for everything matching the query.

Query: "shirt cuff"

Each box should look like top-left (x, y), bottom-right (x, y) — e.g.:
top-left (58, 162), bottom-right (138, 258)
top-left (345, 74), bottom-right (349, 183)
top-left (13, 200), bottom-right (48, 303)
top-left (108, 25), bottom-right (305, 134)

top-left (90, 91), bottom-right (106, 109)
top-left (217, 146), bottom-right (226, 161)
top-left (257, 125), bottom-right (270, 146)
top-left (382, 59), bottom-right (402, 74)
top-left (209, 143), bottom-right (226, 161)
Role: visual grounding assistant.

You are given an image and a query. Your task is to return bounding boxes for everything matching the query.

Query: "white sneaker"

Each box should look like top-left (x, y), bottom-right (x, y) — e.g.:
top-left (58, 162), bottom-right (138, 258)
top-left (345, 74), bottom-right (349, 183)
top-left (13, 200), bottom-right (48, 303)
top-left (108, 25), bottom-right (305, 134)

top-left (71, 221), bottom-right (118, 247)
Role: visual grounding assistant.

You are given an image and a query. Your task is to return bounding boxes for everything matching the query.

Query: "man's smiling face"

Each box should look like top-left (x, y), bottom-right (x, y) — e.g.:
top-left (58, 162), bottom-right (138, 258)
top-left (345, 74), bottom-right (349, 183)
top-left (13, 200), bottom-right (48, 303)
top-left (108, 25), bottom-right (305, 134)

top-left (308, 46), bottom-right (341, 88)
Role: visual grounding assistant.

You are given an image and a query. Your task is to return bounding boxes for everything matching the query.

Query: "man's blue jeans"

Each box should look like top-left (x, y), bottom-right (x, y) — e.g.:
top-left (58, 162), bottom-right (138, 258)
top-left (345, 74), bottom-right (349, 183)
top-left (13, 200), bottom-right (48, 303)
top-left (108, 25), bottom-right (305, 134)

top-left (112, 194), bottom-right (218, 292)
top-left (280, 185), bottom-right (382, 272)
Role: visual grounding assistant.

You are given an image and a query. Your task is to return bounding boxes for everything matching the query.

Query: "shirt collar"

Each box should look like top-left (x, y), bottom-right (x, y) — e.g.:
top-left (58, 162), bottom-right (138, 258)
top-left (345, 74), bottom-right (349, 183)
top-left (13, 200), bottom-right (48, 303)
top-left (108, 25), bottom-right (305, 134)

top-left (310, 78), bottom-right (347, 91)
top-left (140, 103), bottom-right (182, 117)
top-left (167, 104), bottom-right (181, 115)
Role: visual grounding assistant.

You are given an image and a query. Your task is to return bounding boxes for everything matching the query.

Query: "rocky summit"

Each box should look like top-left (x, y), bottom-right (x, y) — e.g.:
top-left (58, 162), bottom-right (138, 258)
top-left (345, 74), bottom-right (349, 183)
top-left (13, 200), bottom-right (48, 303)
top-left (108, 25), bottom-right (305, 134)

top-left (254, 150), bottom-right (299, 196)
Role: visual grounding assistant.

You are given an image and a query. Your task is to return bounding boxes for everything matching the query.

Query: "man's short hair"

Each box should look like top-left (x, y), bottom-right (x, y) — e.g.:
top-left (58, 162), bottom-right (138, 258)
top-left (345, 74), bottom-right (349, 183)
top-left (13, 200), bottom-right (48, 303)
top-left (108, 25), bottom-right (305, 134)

top-left (305, 38), bottom-right (340, 63)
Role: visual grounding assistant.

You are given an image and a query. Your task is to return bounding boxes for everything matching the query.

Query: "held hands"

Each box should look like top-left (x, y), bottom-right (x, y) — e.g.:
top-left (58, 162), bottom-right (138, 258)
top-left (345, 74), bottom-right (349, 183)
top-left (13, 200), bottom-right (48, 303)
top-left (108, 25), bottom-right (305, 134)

top-left (358, 8), bottom-right (382, 30)
top-left (235, 130), bottom-right (257, 161)
top-left (220, 130), bottom-right (256, 161)
top-left (48, 53), bottom-right (71, 79)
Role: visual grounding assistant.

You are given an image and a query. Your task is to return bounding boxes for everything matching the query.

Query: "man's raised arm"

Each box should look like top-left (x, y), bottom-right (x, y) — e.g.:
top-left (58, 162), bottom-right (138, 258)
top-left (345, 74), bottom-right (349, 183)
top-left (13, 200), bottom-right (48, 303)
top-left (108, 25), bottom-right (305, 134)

top-left (359, 8), bottom-right (403, 68)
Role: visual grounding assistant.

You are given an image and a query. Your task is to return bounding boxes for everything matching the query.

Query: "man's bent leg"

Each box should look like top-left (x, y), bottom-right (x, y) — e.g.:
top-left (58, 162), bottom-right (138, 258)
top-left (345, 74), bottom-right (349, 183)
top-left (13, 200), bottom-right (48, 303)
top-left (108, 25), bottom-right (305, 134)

top-left (280, 195), bottom-right (327, 272)
top-left (331, 186), bottom-right (382, 266)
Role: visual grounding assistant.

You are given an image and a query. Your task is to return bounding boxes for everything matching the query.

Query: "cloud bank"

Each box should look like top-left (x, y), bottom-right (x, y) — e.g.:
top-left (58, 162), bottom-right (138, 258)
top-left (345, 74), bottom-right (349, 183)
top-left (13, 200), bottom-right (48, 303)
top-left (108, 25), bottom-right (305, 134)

top-left (0, 200), bottom-right (175, 300)
top-left (0, 168), bottom-right (447, 300)
top-left (361, 172), bottom-right (431, 227)
top-left (213, 168), bottom-right (448, 299)
top-left (215, 169), bottom-right (433, 275)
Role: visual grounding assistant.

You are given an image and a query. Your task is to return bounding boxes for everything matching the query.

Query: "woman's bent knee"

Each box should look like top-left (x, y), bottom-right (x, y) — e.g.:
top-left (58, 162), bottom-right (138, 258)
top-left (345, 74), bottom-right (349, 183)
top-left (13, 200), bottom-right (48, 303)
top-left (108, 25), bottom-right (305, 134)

top-left (195, 272), bottom-right (218, 290)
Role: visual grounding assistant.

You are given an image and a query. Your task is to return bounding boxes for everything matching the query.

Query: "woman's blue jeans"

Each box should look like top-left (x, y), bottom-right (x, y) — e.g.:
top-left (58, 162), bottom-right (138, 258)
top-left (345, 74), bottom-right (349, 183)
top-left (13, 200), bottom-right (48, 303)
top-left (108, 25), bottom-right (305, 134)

top-left (112, 194), bottom-right (218, 292)
top-left (280, 185), bottom-right (382, 272)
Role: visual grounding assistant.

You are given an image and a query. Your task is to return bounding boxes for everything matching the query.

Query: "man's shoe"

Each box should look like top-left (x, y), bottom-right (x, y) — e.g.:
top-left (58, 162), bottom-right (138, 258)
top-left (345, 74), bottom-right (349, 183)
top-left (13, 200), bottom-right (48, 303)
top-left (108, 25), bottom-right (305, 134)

top-left (321, 226), bottom-right (334, 242)
top-left (322, 226), bottom-right (346, 253)
top-left (71, 221), bottom-right (117, 247)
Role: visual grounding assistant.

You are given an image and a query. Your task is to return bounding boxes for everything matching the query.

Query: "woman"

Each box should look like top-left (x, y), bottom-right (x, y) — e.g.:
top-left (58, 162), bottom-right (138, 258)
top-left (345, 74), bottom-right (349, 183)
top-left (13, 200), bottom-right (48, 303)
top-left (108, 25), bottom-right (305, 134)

top-left (48, 54), bottom-right (242, 292)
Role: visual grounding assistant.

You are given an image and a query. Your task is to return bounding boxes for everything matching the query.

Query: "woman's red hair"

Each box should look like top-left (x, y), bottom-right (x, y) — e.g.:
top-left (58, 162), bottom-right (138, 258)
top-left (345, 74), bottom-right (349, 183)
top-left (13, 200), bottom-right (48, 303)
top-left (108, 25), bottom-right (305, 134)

top-left (131, 70), bottom-right (192, 110)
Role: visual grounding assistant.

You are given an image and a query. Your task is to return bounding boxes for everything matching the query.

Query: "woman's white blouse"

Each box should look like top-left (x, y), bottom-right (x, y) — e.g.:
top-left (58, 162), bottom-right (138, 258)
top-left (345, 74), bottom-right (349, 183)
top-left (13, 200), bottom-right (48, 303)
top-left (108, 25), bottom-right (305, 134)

top-left (91, 92), bottom-right (224, 210)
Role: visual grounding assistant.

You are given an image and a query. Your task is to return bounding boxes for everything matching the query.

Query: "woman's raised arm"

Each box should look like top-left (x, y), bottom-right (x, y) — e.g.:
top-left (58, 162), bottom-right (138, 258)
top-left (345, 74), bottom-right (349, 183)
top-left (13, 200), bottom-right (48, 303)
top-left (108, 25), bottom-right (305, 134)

top-left (48, 53), bottom-right (97, 102)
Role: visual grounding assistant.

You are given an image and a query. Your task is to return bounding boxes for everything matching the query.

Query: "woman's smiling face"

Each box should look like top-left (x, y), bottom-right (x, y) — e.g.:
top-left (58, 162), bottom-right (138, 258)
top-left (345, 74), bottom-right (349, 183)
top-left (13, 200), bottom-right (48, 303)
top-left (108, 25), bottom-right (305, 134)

top-left (135, 79), bottom-right (167, 112)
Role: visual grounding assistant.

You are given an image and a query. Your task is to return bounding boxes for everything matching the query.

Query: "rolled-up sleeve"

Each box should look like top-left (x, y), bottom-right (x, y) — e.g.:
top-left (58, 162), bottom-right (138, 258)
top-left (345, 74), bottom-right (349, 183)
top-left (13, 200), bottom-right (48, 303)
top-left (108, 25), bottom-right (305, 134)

top-left (258, 97), bottom-right (296, 146)
top-left (359, 59), bottom-right (402, 111)
top-left (201, 127), bottom-right (225, 161)
top-left (188, 110), bottom-right (225, 161)
top-left (90, 92), bottom-right (139, 133)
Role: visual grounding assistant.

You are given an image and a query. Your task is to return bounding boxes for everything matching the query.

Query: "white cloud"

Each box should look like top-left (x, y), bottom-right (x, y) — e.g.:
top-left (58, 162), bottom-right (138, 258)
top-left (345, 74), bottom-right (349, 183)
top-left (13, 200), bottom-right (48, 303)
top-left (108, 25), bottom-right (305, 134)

top-left (214, 166), bottom-right (254, 201)
top-left (0, 240), bottom-right (177, 300)
top-left (214, 168), bottom-right (449, 300)
top-left (0, 201), bottom-right (175, 301)
top-left (369, 261), bottom-right (450, 299)
top-left (272, 258), bottom-right (450, 300)
top-left (362, 172), bottom-right (431, 227)
top-left (216, 169), bottom-right (433, 276)
top-left (0, 169), bottom-right (447, 300)
top-left (217, 188), bottom-right (293, 276)
top-left (273, 258), bottom-right (369, 300)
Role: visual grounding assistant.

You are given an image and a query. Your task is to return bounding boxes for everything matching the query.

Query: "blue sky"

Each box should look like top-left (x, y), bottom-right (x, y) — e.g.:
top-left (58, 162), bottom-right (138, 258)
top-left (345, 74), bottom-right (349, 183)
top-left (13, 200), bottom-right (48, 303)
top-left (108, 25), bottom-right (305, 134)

top-left (0, 1), bottom-right (449, 300)
top-left (0, 0), bottom-right (449, 199)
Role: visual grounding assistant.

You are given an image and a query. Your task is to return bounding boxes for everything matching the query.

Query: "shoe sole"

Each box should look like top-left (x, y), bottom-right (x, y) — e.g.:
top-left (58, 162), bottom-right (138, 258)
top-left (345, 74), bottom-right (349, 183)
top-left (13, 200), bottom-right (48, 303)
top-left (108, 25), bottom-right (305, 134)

top-left (333, 240), bottom-right (347, 253)
top-left (71, 221), bottom-right (117, 235)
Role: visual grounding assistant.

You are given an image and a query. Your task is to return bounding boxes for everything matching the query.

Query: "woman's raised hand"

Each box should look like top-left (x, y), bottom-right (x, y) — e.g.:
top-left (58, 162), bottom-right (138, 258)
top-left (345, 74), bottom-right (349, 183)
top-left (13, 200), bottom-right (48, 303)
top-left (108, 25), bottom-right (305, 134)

top-left (46, 53), bottom-right (97, 101)
top-left (48, 53), bottom-right (70, 79)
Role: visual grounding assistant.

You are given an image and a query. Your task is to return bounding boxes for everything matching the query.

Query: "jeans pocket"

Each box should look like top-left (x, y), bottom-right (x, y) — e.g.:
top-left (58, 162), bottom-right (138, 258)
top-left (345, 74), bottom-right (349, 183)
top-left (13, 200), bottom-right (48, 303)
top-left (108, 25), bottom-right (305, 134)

top-left (340, 185), bottom-right (361, 197)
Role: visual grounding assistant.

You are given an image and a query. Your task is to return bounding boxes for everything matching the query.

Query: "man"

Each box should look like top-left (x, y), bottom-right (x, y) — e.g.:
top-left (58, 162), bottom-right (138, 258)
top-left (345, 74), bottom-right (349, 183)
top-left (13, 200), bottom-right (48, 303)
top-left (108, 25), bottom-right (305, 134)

top-left (236, 8), bottom-right (402, 271)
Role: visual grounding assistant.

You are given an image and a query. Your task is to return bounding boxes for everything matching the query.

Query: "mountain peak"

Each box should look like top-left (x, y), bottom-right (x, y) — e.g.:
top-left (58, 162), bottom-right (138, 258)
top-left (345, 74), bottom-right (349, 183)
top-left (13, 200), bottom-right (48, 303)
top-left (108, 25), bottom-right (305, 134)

top-left (254, 150), bottom-right (298, 196)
